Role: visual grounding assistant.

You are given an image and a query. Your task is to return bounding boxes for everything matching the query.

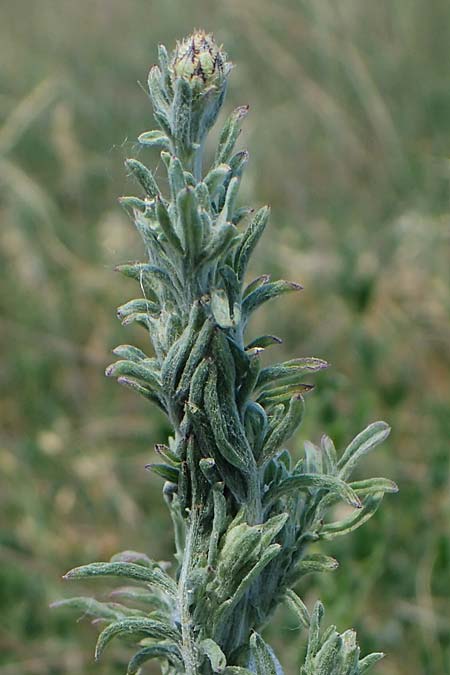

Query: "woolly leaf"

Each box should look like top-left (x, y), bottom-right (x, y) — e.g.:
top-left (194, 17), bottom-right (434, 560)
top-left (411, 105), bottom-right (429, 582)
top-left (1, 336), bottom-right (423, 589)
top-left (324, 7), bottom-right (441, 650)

top-left (257, 357), bottom-right (328, 389)
top-left (215, 105), bottom-right (249, 166)
top-left (350, 477), bottom-right (399, 496)
top-left (63, 561), bottom-right (178, 599)
top-left (358, 653), bottom-right (385, 673)
top-left (266, 473), bottom-right (361, 508)
top-left (320, 493), bottom-right (384, 540)
top-left (125, 158), bottom-right (161, 198)
top-left (200, 638), bottom-right (227, 672)
top-left (50, 597), bottom-right (143, 621)
top-left (147, 65), bottom-right (171, 134)
top-left (156, 196), bottom-right (184, 253)
top-left (127, 644), bottom-right (183, 673)
top-left (146, 462), bottom-right (180, 482)
top-left (172, 77), bottom-right (192, 155)
top-left (246, 334), bottom-right (282, 350)
top-left (138, 129), bottom-right (171, 150)
top-left (259, 394), bottom-right (305, 464)
top-left (205, 163), bottom-right (231, 199)
top-left (112, 345), bottom-right (148, 362)
top-left (235, 206), bottom-right (270, 281)
top-left (243, 280), bottom-right (302, 320)
top-left (177, 187), bottom-right (203, 259)
top-left (284, 589), bottom-right (310, 628)
top-left (295, 554), bottom-right (339, 577)
top-left (94, 617), bottom-right (181, 661)
top-left (338, 422), bottom-right (391, 480)
top-left (249, 633), bottom-right (281, 675)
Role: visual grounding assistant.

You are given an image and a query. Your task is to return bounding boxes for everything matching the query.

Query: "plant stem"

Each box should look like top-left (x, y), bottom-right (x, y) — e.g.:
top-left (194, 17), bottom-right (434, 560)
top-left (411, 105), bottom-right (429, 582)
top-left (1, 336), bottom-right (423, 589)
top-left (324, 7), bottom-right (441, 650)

top-left (179, 505), bottom-right (201, 674)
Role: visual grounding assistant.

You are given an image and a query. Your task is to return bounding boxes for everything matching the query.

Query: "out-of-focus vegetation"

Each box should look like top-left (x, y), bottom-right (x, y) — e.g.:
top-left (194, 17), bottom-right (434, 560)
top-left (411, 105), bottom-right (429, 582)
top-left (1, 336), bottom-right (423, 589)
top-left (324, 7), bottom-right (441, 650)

top-left (0, 1), bottom-right (449, 673)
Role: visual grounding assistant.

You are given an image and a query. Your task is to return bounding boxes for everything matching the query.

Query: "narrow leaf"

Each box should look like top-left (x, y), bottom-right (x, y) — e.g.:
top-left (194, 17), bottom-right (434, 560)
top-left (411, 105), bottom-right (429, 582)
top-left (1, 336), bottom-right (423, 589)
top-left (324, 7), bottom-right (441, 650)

top-left (199, 638), bottom-right (227, 673)
top-left (127, 643), bottom-right (182, 673)
top-left (257, 358), bottom-right (329, 389)
top-left (95, 618), bottom-right (181, 661)
top-left (138, 129), bottom-right (171, 150)
top-left (125, 158), bottom-right (160, 198)
top-left (235, 206), bottom-right (270, 281)
top-left (338, 421), bottom-right (391, 480)
top-left (63, 561), bottom-right (178, 599)
top-left (265, 473), bottom-right (361, 508)
top-left (320, 493), bottom-right (384, 540)
top-left (215, 105), bottom-right (249, 166)
top-left (359, 652), bottom-right (385, 673)
top-left (284, 589), bottom-right (310, 628)
top-left (243, 280), bottom-right (302, 320)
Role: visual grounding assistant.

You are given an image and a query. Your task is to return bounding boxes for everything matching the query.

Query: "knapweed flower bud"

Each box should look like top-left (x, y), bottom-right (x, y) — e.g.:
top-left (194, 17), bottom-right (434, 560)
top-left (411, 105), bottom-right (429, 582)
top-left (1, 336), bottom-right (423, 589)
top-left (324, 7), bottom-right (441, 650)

top-left (170, 30), bottom-right (231, 95)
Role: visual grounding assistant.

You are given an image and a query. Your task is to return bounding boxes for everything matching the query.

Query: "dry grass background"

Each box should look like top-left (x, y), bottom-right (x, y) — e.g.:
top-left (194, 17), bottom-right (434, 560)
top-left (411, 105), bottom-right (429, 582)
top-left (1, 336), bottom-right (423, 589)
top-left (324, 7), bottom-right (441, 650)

top-left (1, 1), bottom-right (449, 673)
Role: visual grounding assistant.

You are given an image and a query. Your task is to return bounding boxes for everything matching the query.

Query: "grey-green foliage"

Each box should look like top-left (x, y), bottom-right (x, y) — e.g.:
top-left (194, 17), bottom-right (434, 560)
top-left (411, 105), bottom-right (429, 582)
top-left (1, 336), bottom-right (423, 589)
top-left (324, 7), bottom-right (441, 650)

top-left (57, 31), bottom-right (396, 674)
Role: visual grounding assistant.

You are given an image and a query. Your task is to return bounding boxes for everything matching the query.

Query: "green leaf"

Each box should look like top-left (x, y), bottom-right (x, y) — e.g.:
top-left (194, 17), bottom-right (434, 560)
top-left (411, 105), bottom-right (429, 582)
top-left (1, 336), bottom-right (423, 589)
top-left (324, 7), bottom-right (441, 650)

top-left (257, 357), bottom-right (328, 389)
top-left (156, 196), bottom-right (184, 253)
top-left (138, 129), bottom-right (171, 150)
top-left (50, 596), bottom-right (143, 621)
top-left (172, 77), bottom-right (192, 155)
top-left (249, 633), bottom-right (281, 675)
top-left (284, 589), bottom-right (310, 628)
top-left (217, 176), bottom-right (240, 226)
top-left (215, 105), bottom-right (249, 166)
top-left (125, 158), bottom-right (161, 199)
top-left (177, 187), bottom-right (203, 259)
top-left (257, 382), bottom-right (314, 408)
top-left (266, 473), bottom-right (361, 508)
top-left (295, 554), bottom-right (339, 577)
top-left (94, 617), bottom-right (181, 661)
top-left (350, 477), bottom-right (399, 496)
top-left (340, 630), bottom-right (359, 674)
top-left (105, 359), bottom-right (161, 390)
top-left (306, 601), bottom-right (325, 662)
top-left (112, 344), bottom-right (148, 362)
top-left (216, 545), bottom-right (281, 623)
top-left (211, 289), bottom-right (236, 328)
top-left (168, 155), bottom-right (187, 203)
top-left (116, 377), bottom-right (166, 411)
top-left (199, 638), bottom-right (227, 672)
top-left (246, 334), bottom-right (283, 350)
top-left (63, 561), bottom-right (178, 599)
top-left (358, 652), bottom-right (385, 673)
top-left (320, 493), bottom-right (384, 540)
top-left (259, 394), bottom-right (305, 464)
top-left (205, 163), bottom-right (231, 199)
top-left (201, 221), bottom-right (238, 264)
top-left (127, 644), bottom-right (182, 673)
top-left (338, 421), bottom-right (391, 480)
top-left (314, 631), bottom-right (342, 674)
top-left (235, 206), bottom-right (270, 281)
top-left (176, 318), bottom-right (215, 399)
top-left (321, 434), bottom-right (338, 475)
top-left (117, 299), bottom-right (160, 322)
top-left (146, 462), bottom-right (179, 482)
top-left (147, 65), bottom-right (171, 134)
top-left (115, 263), bottom-right (174, 298)
top-left (243, 280), bottom-right (302, 320)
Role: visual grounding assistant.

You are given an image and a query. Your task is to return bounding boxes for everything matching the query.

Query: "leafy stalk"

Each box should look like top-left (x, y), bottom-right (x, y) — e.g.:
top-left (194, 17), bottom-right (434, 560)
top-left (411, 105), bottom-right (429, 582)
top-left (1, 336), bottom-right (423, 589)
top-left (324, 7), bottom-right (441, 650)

top-left (56, 30), bottom-right (396, 674)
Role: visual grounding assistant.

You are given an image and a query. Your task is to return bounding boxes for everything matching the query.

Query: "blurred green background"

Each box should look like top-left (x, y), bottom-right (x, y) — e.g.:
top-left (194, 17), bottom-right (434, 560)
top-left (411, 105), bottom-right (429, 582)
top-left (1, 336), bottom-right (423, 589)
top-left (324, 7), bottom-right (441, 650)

top-left (1, 1), bottom-right (449, 673)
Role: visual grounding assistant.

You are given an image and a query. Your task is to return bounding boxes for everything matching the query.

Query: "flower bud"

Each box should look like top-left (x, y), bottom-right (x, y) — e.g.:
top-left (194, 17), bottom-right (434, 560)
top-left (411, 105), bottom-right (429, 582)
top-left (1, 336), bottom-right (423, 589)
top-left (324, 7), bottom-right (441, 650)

top-left (170, 30), bottom-right (231, 95)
